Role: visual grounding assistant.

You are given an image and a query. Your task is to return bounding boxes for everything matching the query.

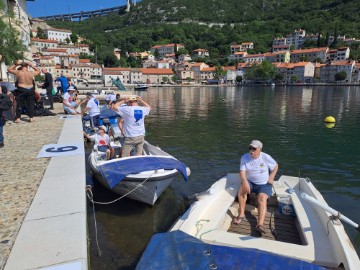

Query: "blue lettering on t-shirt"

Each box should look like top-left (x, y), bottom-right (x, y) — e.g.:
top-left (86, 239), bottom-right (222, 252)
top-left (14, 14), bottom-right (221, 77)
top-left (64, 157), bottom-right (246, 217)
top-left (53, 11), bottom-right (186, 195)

top-left (94, 99), bottom-right (99, 106)
top-left (134, 110), bottom-right (143, 122)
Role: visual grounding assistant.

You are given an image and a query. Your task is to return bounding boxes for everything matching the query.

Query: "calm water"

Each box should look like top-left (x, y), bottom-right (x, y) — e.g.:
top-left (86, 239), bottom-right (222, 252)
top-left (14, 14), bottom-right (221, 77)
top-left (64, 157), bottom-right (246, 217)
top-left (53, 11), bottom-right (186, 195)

top-left (88, 85), bottom-right (360, 269)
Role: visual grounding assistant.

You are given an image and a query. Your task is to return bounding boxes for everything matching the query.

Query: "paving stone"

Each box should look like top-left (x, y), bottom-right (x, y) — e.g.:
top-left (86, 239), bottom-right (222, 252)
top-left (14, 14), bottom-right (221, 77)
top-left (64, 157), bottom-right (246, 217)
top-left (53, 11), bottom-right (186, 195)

top-left (0, 104), bottom-right (65, 270)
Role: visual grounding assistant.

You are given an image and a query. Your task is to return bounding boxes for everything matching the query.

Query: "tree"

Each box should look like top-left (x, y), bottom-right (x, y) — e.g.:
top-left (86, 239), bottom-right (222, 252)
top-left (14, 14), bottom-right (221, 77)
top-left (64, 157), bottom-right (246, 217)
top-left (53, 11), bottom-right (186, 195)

top-left (176, 47), bottom-right (189, 56)
top-left (325, 31), bottom-right (330, 46)
top-left (37, 27), bottom-right (47, 39)
top-left (65, 37), bottom-right (71, 44)
top-left (245, 61), bottom-right (277, 81)
top-left (0, 3), bottom-right (25, 64)
top-left (70, 33), bottom-right (78, 44)
top-left (162, 76), bottom-right (168, 83)
top-left (235, 75), bottom-right (243, 84)
top-left (335, 71), bottom-right (347, 81)
top-left (213, 66), bottom-right (226, 80)
top-left (315, 57), bottom-right (323, 64)
top-left (316, 33), bottom-right (321, 47)
top-left (291, 75), bottom-right (299, 83)
top-left (274, 73), bottom-right (284, 82)
top-left (172, 74), bottom-right (178, 83)
top-left (154, 49), bottom-right (160, 60)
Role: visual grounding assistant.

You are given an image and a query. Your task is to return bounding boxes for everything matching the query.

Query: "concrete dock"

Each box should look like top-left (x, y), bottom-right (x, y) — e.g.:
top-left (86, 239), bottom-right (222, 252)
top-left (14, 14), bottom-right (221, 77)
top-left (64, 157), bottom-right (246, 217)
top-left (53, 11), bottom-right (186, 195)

top-left (0, 103), bottom-right (87, 270)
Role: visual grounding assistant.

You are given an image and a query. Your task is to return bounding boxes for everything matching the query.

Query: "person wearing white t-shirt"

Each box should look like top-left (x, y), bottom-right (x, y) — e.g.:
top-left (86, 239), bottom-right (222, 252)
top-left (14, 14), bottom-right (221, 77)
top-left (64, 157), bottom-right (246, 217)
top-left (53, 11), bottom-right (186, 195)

top-left (108, 93), bottom-right (119, 107)
top-left (104, 93), bottom-right (114, 105)
top-left (62, 87), bottom-right (80, 115)
top-left (112, 96), bottom-right (151, 157)
top-left (83, 126), bottom-right (113, 160)
top-left (82, 92), bottom-right (101, 128)
top-left (233, 140), bottom-right (278, 235)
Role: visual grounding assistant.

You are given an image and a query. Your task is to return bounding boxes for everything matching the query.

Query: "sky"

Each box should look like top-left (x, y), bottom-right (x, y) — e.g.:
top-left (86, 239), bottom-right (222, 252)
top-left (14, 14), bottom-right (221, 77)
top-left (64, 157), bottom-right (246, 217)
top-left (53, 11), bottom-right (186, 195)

top-left (27, 0), bottom-right (128, 18)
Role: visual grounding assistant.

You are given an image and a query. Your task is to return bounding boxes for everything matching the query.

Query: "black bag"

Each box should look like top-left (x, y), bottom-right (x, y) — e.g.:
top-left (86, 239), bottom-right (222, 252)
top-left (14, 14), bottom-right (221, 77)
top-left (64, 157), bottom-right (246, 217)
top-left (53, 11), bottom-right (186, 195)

top-left (0, 93), bottom-right (13, 111)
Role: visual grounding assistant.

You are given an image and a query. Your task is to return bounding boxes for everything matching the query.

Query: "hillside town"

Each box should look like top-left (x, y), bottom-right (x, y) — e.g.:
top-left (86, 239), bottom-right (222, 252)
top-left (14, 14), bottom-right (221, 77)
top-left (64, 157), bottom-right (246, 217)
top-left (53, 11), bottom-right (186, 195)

top-left (1, 1), bottom-right (360, 86)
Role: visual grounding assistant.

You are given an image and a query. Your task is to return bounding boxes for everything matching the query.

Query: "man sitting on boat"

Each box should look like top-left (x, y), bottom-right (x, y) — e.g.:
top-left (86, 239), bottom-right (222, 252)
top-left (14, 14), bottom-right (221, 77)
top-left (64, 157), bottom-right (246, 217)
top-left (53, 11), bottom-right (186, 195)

top-left (112, 96), bottom-right (151, 157)
top-left (83, 125), bottom-right (114, 160)
top-left (234, 140), bottom-right (278, 234)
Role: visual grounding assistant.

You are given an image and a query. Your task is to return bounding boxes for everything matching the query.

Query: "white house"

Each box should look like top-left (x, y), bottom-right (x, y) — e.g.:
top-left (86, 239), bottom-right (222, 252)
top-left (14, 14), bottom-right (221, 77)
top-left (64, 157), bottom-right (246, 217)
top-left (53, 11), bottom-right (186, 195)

top-left (46, 28), bottom-right (72, 43)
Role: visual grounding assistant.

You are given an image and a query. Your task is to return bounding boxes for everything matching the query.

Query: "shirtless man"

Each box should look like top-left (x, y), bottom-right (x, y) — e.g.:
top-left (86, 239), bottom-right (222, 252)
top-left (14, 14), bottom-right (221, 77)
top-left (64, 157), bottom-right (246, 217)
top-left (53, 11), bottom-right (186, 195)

top-left (8, 60), bottom-right (40, 123)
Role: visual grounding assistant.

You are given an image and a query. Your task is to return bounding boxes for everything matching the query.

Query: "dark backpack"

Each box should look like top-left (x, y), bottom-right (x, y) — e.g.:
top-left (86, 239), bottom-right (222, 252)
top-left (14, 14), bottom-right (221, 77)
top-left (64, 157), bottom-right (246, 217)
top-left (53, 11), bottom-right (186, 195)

top-left (0, 93), bottom-right (13, 111)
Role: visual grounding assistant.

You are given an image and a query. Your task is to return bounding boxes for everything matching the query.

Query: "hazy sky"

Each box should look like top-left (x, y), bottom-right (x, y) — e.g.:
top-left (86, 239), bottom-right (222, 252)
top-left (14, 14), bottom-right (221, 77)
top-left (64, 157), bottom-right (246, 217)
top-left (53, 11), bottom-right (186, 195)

top-left (27, 0), bottom-right (128, 18)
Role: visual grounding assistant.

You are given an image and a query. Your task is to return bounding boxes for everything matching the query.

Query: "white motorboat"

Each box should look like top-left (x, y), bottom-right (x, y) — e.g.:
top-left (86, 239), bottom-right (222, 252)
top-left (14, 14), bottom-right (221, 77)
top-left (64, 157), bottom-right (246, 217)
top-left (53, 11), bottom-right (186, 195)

top-left (169, 173), bottom-right (360, 269)
top-left (88, 140), bottom-right (190, 205)
top-left (134, 84), bottom-right (149, 91)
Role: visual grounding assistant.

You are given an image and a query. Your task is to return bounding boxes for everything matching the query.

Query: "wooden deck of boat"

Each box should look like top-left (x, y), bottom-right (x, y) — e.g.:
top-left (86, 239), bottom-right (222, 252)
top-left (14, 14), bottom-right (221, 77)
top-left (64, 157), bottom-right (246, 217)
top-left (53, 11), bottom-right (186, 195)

top-left (227, 201), bottom-right (304, 245)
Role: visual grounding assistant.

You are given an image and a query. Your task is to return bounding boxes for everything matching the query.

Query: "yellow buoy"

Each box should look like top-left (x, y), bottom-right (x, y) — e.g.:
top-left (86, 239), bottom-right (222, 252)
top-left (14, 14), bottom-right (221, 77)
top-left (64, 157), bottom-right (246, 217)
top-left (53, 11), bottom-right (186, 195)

top-left (324, 116), bottom-right (336, 123)
top-left (324, 123), bottom-right (335, 129)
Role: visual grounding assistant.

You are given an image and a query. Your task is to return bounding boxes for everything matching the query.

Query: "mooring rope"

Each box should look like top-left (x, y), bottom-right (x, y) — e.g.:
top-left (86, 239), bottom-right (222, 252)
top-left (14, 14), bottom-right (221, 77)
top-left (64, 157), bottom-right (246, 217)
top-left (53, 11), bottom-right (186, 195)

top-left (85, 171), bottom-right (157, 256)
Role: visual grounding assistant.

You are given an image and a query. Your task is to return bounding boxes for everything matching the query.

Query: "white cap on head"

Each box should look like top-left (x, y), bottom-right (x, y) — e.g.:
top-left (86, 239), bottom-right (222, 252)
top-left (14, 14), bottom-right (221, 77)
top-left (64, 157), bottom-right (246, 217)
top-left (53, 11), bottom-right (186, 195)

top-left (249, 140), bottom-right (263, 149)
top-left (98, 125), bottom-right (107, 132)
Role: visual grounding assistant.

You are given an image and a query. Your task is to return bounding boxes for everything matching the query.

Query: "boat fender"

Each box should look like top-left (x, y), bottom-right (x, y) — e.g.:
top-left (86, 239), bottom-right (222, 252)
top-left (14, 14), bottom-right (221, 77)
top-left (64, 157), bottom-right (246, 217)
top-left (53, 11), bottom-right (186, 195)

top-left (186, 167), bottom-right (191, 176)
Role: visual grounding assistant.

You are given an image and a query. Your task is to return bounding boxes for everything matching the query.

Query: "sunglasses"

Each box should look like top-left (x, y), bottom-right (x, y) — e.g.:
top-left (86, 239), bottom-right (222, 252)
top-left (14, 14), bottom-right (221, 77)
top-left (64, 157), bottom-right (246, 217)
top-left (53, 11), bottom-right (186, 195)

top-left (248, 146), bottom-right (257, 151)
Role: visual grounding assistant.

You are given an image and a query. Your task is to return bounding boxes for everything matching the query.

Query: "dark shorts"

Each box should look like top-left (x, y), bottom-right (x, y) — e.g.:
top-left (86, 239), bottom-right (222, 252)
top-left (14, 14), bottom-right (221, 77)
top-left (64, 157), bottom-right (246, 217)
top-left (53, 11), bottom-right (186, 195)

top-left (91, 115), bottom-right (100, 128)
top-left (98, 145), bottom-right (109, 152)
top-left (248, 181), bottom-right (273, 197)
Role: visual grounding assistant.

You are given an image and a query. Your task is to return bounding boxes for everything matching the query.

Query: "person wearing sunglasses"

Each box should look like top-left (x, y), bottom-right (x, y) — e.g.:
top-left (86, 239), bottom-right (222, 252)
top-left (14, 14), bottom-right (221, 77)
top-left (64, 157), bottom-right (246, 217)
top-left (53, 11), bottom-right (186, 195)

top-left (233, 140), bottom-right (278, 235)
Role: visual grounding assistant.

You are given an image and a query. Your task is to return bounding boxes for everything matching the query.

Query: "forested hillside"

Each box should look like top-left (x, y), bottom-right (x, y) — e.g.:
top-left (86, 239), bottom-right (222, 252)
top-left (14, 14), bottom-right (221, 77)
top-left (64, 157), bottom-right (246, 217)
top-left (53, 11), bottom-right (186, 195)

top-left (47, 0), bottom-right (360, 67)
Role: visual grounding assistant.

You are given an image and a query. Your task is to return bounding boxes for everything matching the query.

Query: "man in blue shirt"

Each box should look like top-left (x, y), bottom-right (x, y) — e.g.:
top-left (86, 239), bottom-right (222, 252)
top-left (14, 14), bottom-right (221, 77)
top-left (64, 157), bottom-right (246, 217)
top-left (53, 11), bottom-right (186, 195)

top-left (55, 74), bottom-right (68, 94)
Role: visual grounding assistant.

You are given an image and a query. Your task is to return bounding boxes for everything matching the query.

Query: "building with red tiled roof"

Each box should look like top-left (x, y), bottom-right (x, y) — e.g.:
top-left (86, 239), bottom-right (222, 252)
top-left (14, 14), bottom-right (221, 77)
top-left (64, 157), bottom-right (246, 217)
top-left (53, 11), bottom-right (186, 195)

top-left (326, 47), bottom-right (350, 62)
top-left (230, 42), bottom-right (254, 54)
top-left (140, 68), bottom-right (175, 84)
top-left (31, 38), bottom-right (59, 52)
top-left (150, 43), bottom-right (185, 58)
top-left (192, 48), bottom-right (209, 58)
top-left (319, 60), bottom-right (355, 83)
top-left (290, 47), bottom-right (328, 63)
top-left (274, 62), bottom-right (315, 83)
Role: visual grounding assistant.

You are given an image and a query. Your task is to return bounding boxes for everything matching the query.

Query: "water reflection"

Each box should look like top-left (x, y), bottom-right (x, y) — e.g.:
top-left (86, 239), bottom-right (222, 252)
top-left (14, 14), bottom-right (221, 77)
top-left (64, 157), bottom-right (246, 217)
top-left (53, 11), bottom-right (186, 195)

top-left (89, 85), bottom-right (360, 269)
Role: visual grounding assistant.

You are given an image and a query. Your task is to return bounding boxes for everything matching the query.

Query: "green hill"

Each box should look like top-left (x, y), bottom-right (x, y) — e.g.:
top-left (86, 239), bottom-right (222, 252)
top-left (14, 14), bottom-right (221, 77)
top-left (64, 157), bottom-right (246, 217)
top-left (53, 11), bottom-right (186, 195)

top-left (47, 0), bottom-right (360, 66)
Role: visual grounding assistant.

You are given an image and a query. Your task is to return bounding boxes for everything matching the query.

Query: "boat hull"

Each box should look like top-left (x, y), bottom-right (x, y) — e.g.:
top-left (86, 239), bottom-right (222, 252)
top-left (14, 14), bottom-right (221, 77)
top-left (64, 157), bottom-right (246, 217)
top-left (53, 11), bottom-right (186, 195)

top-left (90, 164), bottom-right (178, 205)
top-left (170, 173), bottom-right (360, 270)
top-left (134, 84), bottom-right (149, 91)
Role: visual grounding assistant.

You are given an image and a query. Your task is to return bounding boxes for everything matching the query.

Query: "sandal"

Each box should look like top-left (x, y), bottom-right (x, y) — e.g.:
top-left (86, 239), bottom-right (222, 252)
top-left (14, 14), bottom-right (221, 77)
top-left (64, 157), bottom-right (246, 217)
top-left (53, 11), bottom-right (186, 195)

top-left (256, 225), bottom-right (266, 234)
top-left (233, 216), bottom-right (245, 225)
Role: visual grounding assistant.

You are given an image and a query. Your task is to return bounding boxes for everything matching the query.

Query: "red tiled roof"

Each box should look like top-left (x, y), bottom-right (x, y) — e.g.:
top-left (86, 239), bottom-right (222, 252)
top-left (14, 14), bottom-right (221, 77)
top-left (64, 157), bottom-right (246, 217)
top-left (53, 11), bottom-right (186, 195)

top-left (202, 67), bottom-right (216, 72)
top-left (47, 28), bottom-right (72, 33)
top-left (43, 48), bottom-right (67, 52)
top-left (291, 47), bottom-right (328, 54)
top-left (31, 38), bottom-right (58, 43)
top-left (140, 68), bottom-right (174, 75)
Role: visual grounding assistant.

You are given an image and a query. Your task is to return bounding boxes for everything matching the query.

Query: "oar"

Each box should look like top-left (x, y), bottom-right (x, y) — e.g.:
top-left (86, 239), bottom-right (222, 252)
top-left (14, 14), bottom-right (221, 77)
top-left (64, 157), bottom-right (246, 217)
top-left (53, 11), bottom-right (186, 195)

top-left (301, 193), bottom-right (360, 232)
